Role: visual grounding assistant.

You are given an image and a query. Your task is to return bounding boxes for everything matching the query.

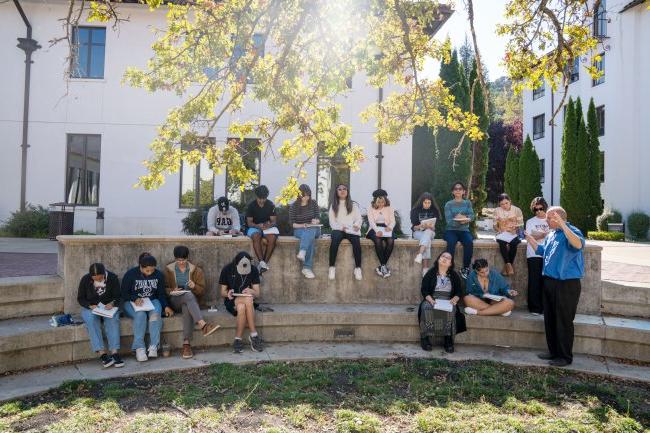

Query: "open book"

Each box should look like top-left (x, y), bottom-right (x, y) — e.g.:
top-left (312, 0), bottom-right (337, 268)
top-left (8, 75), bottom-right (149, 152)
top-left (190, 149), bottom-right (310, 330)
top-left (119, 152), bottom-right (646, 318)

top-left (130, 297), bottom-right (155, 312)
top-left (92, 303), bottom-right (119, 318)
top-left (433, 299), bottom-right (454, 312)
top-left (419, 217), bottom-right (437, 227)
top-left (483, 293), bottom-right (505, 302)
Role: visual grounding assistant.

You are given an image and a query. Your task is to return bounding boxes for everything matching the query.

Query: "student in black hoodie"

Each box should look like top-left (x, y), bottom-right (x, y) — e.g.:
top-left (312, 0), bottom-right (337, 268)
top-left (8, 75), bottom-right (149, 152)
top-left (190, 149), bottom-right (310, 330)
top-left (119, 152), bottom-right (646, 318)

top-left (121, 253), bottom-right (172, 362)
top-left (77, 263), bottom-right (124, 368)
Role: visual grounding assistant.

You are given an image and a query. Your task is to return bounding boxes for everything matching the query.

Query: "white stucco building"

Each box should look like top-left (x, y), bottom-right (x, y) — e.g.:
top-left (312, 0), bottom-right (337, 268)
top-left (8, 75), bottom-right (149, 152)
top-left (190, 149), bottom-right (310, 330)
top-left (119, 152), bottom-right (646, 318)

top-left (522, 0), bottom-right (650, 219)
top-left (0, 1), bottom-right (451, 235)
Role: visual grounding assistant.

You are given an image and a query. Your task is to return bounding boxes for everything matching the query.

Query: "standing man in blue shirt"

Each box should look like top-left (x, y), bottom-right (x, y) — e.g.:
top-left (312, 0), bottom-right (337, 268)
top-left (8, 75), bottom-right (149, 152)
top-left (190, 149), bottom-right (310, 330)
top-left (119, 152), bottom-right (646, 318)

top-left (525, 206), bottom-right (585, 367)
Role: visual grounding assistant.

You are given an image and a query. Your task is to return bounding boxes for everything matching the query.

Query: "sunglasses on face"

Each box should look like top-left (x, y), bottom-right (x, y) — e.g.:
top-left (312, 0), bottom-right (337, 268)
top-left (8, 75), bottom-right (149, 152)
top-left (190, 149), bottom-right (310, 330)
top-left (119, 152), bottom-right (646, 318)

top-left (534, 207), bottom-right (545, 212)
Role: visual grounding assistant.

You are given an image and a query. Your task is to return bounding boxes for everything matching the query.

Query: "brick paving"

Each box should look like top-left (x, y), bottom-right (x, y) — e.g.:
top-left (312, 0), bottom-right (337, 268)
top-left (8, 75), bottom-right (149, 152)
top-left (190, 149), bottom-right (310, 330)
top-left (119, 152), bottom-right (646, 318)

top-left (0, 253), bottom-right (57, 278)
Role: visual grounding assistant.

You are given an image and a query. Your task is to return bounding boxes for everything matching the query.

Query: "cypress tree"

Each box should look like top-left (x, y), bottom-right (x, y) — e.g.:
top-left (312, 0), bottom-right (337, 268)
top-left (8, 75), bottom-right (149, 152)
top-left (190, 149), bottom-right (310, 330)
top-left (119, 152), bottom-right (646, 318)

top-left (504, 145), bottom-right (520, 205)
top-left (469, 59), bottom-right (489, 224)
top-left (560, 98), bottom-right (577, 218)
top-left (574, 113), bottom-right (590, 232)
top-left (518, 135), bottom-right (543, 220)
top-left (586, 98), bottom-right (603, 231)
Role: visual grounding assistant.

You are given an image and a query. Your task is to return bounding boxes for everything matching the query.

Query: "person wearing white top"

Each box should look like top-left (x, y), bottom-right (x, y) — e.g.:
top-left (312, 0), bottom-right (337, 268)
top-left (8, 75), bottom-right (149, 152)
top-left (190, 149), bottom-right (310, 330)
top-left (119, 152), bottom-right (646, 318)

top-left (525, 197), bottom-right (550, 315)
top-left (328, 184), bottom-right (363, 281)
top-left (206, 196), bottom-right (241, 235)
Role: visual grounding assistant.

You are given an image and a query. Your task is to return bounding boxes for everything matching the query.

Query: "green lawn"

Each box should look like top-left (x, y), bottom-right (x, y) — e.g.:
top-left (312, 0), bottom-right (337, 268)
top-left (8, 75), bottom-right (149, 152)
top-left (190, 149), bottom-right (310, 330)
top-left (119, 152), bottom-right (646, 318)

top-left (1, 358), bottom-right (648, 432)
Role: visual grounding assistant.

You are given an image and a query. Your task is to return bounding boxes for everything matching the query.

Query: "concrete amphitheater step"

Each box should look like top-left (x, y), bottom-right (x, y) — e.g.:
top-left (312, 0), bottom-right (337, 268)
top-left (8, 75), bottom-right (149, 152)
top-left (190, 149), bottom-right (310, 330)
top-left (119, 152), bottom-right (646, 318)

top-left (1, 304), bottom-right (649, 374)
top-left (601, 280), bottom-right (650, 318)
top-left (0, 275), bottom-right (64, 320)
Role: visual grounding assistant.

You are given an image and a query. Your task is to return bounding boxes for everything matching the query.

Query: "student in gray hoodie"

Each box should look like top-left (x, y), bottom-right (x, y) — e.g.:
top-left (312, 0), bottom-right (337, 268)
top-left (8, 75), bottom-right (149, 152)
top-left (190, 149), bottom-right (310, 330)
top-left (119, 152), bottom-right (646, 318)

top-left (206, 196), bottom-right (241, 235)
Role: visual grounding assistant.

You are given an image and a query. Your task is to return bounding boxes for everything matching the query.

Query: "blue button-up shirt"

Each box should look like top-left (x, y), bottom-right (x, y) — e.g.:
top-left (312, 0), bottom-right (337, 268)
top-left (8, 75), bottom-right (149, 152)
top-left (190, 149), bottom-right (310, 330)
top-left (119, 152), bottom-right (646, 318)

top-left (536, 223), bottom-right (585, 280)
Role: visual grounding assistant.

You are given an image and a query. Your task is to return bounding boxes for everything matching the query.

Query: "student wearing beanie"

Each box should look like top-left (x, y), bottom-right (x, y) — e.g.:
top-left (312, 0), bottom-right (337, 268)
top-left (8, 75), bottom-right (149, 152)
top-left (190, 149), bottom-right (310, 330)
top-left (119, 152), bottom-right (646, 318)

top-left (366, 189), bottom-right (397, 278)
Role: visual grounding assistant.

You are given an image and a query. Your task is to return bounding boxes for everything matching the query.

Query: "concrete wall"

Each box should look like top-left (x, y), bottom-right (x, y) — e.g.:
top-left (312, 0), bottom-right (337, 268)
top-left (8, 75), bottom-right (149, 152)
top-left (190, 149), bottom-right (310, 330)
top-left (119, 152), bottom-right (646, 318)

top-left (522, 0), bottom-right (650, 218)
top-left (57, 235), bottom-right (603, 315)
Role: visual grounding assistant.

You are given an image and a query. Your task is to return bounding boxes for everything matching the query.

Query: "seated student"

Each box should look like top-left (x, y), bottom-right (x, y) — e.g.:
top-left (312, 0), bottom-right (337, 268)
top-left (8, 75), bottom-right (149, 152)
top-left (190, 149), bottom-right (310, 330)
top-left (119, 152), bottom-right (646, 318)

top-left (163, 245), bottom-right (220, 360)
top-left (206, 196), bottom-right (241, 236)
top-left (493, 193), bottom-right (524, 276)
top-left (245, 185), bottom-right (278, 273)
top-left (418, 252), bottom-right (466, 353)
top-left (443, 182), bottom-right (475, 279)
top-left (121, 253), bottom-right (173, 362)
top-left (463, 259), bottom-right (518, 317)
top-left (328, 184), bottom-right (363, 281)
top-left (219, 251), bottom-right (264, 353)
top-left (411, 192), bottom-right (440, 276)
top-left (366, 189), bottom-right (396, 278)
top-left (290, 184), bottom-right (321, 279)
top-left (77, 263), bottom-right (124, 368)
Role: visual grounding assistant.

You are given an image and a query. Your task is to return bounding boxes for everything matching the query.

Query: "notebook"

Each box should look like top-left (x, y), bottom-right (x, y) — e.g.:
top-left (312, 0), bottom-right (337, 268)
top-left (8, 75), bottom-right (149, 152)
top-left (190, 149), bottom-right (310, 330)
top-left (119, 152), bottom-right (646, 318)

top-left (130, 297), bottom-right (155, 312)
top-left (92, 303), bottom-right (119, 318)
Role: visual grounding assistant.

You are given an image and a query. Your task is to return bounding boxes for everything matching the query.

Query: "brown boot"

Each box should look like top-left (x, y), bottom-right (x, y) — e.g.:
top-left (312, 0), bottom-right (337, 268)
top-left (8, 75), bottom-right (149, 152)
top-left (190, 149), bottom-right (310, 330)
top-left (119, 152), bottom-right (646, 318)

top-left (506, 263), bottom-right (515, 275)
top-left (202, 322), bottom-right (221, 337)
top-left (182, 343), bottom-right (193, 359)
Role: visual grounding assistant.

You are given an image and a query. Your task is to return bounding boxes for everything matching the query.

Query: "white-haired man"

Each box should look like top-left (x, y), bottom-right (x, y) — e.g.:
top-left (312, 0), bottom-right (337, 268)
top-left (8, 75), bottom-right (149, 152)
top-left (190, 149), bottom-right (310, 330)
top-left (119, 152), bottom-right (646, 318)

top-left (525, 206), bottom-right (585, 367)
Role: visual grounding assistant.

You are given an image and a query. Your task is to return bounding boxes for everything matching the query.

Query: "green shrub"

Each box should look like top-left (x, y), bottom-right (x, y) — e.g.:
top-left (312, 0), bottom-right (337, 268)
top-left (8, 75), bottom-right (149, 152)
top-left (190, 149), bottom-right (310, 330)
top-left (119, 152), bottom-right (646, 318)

top-left (587, 231), bottom-right (625, 242)
top-left (181, 204), bottom-right (212, 235)
top-left (627, 211), bottom-right (650, 240)
top-left (1, 205), bottom-right (49, 238)
top-left (596, 208), bottom-right (622, 231)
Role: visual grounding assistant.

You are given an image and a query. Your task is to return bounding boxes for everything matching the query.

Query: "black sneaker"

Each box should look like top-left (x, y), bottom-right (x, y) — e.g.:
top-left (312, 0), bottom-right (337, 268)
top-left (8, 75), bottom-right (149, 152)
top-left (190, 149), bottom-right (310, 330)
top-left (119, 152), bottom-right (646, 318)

top-left (249, 334), bottom-right (264, 352)
top-left (100, 353), bottom-right (115, 368)
top-left (112, 354), bottom-right (125, 368)
top-left (233, 338), bottom-right (244, 354)
top-left (444, 336), bottom-right (455, 353)
top-left (420, 336), bottom-right (433, 351)
top-left (460, 267), bottom-right (470, 279)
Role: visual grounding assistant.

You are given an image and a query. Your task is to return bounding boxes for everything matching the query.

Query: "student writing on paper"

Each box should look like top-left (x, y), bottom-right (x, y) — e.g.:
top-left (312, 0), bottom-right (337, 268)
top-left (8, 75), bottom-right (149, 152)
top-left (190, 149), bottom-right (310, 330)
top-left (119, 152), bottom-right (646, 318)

top-left (411, 192), bottom-right (440, 276)
top-left (219, 252), bottom-right (264, 354)
top-left (463, 259), bottom-right (518, 317)
top-left (328, 184), bottom-right (363, 281)
top-left (245, 185), bottom-right (278, 274)
top-left (163, 246), bottom-right (220, 360)
top-left (290, 184), bottom-right (321, 279)
top-left (366, 189), bottom-right (397, 278)
top-left (492, 193), bottom-right (525, 276)
top-left (418, 252), bottom-right (466, 353)
top-left (121, 253), bottom-right (172, 362)
top-left (77, 263), bottom-right (124, 369)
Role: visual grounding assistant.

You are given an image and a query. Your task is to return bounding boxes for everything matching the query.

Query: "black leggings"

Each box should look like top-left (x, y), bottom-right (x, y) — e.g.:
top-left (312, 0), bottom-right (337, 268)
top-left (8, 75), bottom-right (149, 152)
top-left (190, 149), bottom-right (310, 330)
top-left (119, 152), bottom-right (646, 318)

top-left (329, 230), bottom-right (362, 267)
top-left (366, 229), bottom-right (395, 265)
top-left (497, 237), bottom-right (521, 264)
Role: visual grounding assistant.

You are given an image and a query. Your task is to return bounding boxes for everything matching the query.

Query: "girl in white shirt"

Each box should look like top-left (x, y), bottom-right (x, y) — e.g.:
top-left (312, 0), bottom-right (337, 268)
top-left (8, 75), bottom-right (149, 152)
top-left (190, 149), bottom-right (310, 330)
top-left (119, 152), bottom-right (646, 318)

top-left (328, 184), bottom-right (363, 281)
top-left (525, 197), bottom-right (550, 315)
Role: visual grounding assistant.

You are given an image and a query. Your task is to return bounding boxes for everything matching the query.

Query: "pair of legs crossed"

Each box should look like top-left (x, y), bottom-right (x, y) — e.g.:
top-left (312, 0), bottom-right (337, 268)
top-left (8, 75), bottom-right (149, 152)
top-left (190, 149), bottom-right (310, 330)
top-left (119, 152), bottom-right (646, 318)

top-left (464, 294), bottom-right (515, 315)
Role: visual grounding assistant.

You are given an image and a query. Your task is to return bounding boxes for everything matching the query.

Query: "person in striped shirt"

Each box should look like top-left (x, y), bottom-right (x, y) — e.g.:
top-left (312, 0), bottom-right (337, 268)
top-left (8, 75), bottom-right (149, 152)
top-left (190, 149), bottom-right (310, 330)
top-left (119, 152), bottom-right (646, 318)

top-left (290, 184), bottom-right (321, 279)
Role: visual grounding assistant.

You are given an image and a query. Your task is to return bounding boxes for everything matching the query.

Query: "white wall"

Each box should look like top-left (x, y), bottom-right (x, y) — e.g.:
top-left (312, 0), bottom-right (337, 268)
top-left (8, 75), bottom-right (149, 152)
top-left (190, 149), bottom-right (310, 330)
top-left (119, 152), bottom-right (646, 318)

top-left (0, 1), bottom-right (416, 234)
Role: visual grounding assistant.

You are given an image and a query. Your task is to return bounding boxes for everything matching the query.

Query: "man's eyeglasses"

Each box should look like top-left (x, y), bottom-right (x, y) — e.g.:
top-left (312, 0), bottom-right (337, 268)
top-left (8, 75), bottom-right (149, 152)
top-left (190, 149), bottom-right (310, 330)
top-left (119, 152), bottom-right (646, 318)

top-left (533, 207), bottom-right (545, 212)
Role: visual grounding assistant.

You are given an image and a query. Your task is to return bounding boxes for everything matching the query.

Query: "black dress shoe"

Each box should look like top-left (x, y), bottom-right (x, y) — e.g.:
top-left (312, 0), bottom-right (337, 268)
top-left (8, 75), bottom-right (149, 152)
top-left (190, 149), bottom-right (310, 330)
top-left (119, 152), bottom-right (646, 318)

top-left (420, 337), bottom-right (433, 351)
top-left (537, 352), bottom-right (555, 360)
top-left (549, 358), bottom-right (571, 367)
top-left (444, 336), bottom-right (455, 353)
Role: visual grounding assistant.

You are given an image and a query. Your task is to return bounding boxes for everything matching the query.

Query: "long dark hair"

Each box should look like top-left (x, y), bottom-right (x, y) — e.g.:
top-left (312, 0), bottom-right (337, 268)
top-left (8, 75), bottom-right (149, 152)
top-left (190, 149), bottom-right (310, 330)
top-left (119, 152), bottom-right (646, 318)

top-left (330, 184), bottom-right (353, 216)
top-left (431, 251), bottom-right (455, 277)
top-left (292, 184), bottom-right (315, 211)
top-left (413, 192), bottom-right (433, 210)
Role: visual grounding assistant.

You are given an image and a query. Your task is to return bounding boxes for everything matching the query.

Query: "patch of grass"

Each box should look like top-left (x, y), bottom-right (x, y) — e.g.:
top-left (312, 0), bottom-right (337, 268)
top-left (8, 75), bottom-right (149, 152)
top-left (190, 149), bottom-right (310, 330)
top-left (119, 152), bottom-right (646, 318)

top-left (0, 402), bottom-right (22, 417)
top-left (335, 409), bottom-right (381, 433)
top-left (123, 413), bottom-right (191, 433)
top-left (102, 383), bottom-right (138, 400)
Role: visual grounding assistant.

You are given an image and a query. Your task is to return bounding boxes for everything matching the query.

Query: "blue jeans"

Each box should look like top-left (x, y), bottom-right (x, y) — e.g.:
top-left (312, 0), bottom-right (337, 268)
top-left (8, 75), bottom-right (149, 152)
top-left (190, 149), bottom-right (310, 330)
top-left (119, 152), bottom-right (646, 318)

top-left (444, 229), bottom-right (474, 268)
top-left (80, 307), bottom-right (121, 353)
top-left (294, 227), bottom-right (320, 269)
top-left (122, 298), bottom-right (163, 350)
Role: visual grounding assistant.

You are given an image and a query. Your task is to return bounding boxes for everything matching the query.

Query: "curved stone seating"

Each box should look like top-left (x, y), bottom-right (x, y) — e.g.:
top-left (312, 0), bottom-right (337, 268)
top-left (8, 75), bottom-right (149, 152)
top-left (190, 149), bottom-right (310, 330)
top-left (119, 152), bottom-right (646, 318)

top-left (1, 306), bottom-right (648, 374)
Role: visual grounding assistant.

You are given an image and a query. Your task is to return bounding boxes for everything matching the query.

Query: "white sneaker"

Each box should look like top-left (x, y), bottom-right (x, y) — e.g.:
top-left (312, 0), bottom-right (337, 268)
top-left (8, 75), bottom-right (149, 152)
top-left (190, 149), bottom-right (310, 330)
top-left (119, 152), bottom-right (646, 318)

top-left (147, 345), bottom-right (158, 358)
top-left (328, 266), bottom-right (336, 280)
top-left (414, 253), bottom-right (423, 264)
top-left (464, 307), bottom-right (478, 315)
top-left (353, 267), bottom-right (363, 281)
top-left (258, 260), bottom-right (269, 273)
top-left (501, 311), bottom-right (512, 317)
top-left (296, 250), bottom-right (306, 262)
top-left (302, 268), bottom-right (315, 279)
top-left (136, 347), bottom-right (148, 362)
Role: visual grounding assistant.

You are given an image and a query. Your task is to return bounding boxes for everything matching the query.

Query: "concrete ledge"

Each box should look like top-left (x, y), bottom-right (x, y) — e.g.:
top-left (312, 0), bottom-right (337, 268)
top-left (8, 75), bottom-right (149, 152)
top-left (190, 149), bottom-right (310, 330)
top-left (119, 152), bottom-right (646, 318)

top-left (57, 236), bottom-right (603, 315)
top-left (0, 276), bottom-right (64, 320)
top-left (1, 305), bottom-right (647, 374)
top-left (602, 280), bottom-right (650, 318)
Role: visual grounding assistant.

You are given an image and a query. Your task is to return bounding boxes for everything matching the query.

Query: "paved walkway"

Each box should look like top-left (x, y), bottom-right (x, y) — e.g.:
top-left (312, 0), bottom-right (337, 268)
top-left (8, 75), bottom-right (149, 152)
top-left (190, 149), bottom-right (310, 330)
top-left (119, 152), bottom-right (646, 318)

top-left (1, 342), bottom-right (648, 402)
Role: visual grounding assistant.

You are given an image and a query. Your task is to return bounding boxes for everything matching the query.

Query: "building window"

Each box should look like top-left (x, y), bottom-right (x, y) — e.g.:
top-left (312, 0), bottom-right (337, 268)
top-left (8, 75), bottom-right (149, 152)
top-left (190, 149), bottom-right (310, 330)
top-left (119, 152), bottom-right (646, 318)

top-left (533, 114), bottom-right (545, 140)
top-left (593, 53), bottom-right (605, 86)
top-left (225, 138), bottom-right (261, 205)
top-left (532, 82), bottom-right (545, 100)
top-left (568, 57), bottom-right (580, 83)
top-left (540, 158), bottom-right (545, 184)
top-left (316, 144), bottom-right (351, 209)
top-left (179, 140), bottom-right (215, 209)
top-left (71, 27), bottom-right (106, 79)
top-left (596, 105), bottom-right (605, 136)
top-left (600, 151), bottom-right (605, 183)
top-left (66, 134), bottom-right (101, 206)
top-left (594, 0), bottom-right (607, 38)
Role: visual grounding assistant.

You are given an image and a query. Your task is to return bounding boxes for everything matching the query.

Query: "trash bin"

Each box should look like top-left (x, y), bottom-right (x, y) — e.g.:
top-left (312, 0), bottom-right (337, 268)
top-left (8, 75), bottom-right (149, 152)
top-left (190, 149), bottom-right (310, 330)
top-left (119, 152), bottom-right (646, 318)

top-left (48, 202), bottom-right (75, 240)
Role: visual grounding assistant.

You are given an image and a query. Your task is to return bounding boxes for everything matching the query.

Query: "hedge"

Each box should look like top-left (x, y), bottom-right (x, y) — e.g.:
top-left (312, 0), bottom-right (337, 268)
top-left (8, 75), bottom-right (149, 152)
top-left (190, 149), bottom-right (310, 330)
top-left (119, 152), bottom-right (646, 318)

top-left (587, 231), bottom-right (625, 242)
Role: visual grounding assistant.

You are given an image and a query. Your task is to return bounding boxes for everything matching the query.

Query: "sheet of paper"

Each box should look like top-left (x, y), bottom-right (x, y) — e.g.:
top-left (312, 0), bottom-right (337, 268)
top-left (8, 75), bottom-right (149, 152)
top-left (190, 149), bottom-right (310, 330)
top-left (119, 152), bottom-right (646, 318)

top-left (433, 299), bottom-right (454, 312)
top-left (92, 303), bottom-right (119, 318)
top-left (131, 297), bottom-right (155, 312)
top-left (263, 227), bottom-right (280, 235)
top-left (420, 217), bottom-right (437, 227)
top-left (232, 293), bottom-right (253, 297)
top-left (483, 293), bottom-right (505, 302)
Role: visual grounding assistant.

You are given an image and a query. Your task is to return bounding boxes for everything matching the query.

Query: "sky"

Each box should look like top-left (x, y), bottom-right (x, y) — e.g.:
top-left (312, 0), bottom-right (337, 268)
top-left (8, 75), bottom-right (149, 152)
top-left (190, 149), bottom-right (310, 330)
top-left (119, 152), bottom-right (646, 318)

top-left (423, 0), bottom-right (510, 81)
